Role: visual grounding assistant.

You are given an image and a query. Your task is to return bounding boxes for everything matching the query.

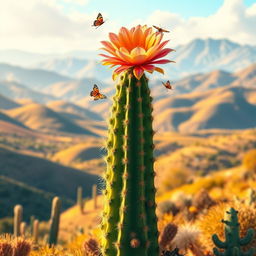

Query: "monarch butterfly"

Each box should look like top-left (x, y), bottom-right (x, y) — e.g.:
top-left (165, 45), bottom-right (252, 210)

top-left (90, 84), bottom-right (107, 100)
top-left (162, 80), bottom-right (173, 90)
top-left (153, 25), bottom-right (170, 33)
top-left (92, 13), bottom-right (105, 28)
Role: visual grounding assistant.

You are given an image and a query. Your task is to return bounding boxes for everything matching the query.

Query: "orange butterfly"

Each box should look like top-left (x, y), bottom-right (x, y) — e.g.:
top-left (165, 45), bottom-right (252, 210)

top-left (92, 13), bottom-right (105, 28)
top-left (162, 80), bottom-right (173, 90)
top-left (153, 25), bottom-right (170, 33)
top-left (90, 84), bottom-right (107, 100)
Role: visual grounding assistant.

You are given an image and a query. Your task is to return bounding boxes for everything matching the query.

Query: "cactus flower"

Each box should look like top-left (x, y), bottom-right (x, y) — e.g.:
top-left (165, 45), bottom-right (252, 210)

top-left (100, 25), bottom-right (174, 79)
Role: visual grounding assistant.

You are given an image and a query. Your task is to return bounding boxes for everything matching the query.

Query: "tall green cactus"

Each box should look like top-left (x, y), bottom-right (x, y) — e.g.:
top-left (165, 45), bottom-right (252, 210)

top-left (212, 207), bottom-right (255, 256)
top-left (101, 71), bottom-right (158, 256)
top-left (14, 205), bottom-right (23, 237)
top-left (48, 196), bottom-right (61, 246)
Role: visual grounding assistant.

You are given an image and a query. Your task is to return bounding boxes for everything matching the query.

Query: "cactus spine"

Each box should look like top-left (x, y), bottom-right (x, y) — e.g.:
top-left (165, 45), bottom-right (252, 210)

top-left (14, 205), bottom-right (23, 237)
top-left (92, 184), bottom-right (98, 210)
top-left (33, 219), bottom-right (39, 244)
top-left (77, 186), bottom-right (84, 213)
top-left (101, 72), bottom-right (159, 256)
top-left (212, 207), bottom-right (255, 256)
top-left (48, 197), bottom-right (61, 246)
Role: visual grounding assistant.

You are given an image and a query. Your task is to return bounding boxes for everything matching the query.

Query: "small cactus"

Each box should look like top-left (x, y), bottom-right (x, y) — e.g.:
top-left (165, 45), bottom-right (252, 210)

top-left (14, 205), bottom-right (23, 237)
top-left (29, 215), bottom-right (35, 235)
top-left (20, 222), bottom-right (26, 237)
top-left (77, 186), bottom-right (84, 213)
top-left (92, 185), bottom-right (97, 210)
top-left (159, 223), bottom-right (178, 250)
top-left (48, 197), bottom-right (61, 246)
top-left (33, 219), bottom-right (39, 244)
top-left (212, 207), bottom-right (255, 256)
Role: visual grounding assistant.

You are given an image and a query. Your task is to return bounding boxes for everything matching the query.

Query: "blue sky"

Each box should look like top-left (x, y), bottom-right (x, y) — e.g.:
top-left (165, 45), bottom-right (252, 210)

top-left (61, 0), bottom-right (256, 20)
top-left (1, 0), bottom-right (256, 53)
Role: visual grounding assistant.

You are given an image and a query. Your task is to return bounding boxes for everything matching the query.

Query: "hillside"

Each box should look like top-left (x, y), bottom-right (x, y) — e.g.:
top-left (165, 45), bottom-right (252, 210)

top-left (154, 85), bottom-right (256, 133)
top-left (0, 111), bottom-right (27, 128)
top-left (5, 103), bottom-right (99, 136)
top-left (52, 140), bottom-right (105, 175)
top-left (0, 146), bottom-right (99, 201)
top-left (47, 100), bottom-right (103, 121)
top-left (0, 63), bottom-right (70, 89)
top-left (0, 175), bottom-right (72, 221)
top-left (0, 80), bottom-right (57, 103)
top-left (0, 94), bottom-right (20, 109)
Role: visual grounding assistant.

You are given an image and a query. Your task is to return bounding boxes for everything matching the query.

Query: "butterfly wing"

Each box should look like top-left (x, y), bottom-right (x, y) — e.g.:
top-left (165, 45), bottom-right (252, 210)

top-left (90, 84), bottom-right (99, 97)
top-left (162, 28), bottom-right (170, 33)
top-left (97, 13), bottom-right (104, 23)
top-left (153, 25), bottom-right (161, 31)
top-left (92, 13), bottom-right (104, 27)
top-left (91, 84), bottom-right (107, 100)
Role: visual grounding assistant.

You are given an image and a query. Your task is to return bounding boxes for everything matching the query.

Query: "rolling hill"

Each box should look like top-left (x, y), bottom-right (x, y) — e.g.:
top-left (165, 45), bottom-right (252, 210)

top-left (0, 111), bottom-right (27, 128)
top-left (0, 80), bottom-right (57, 103)
top-left (0, 146), bottom-right (99, 201)
top-left (0, 94), bottom-right (20, 109)
top-left (0, 175), bottom-right (72, 221)
top-left (0, 63), bottom-right (70, 89)
top-left (47, 100), bottom-right (103, 121)
top-left (154, 86), bottom-right (256, 133)
top-left (5, 103), bottom-right (99, 136)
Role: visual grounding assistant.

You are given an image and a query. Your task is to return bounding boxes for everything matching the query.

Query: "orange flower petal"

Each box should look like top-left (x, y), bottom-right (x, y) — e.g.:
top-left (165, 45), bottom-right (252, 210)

top-left (154, 67), bottom-right (164, 74)
top-left (109, 32), bottom-right (121, 48)
top-left (133, 66), bottom-right (144, 80)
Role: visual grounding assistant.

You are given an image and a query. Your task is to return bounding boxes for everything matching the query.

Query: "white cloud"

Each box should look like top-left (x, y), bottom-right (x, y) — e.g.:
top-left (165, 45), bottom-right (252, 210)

top-left (0, 0), bottom-right (255, 54)
top-left (0, 0), bottom-right (116, 53)
top-left (144, 0), bottom-right (256, 46)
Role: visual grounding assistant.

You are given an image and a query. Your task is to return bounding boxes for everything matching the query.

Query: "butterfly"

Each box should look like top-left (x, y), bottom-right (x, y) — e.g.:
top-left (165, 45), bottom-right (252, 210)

top-left (90, 84), bottom-right (107, 100)
top-left (92, 13), bottom-right (105, 28)
top-left (162, 80), bottom-right (173, 90)
top-left (153, 25), bottom-right (170, 33)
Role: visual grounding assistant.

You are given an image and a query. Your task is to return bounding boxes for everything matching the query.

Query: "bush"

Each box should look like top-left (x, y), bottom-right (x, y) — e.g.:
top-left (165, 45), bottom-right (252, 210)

top-left (243, 149), bottom-right (256, 173)
top-left (158, 201), bottom-right (179, 216)
top-left (160, 167), bottom-right (192, 192)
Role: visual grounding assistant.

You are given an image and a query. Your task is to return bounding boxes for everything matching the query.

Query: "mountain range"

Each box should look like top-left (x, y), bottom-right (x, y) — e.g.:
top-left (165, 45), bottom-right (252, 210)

top-left (2, 38), bottom-right (256, 81)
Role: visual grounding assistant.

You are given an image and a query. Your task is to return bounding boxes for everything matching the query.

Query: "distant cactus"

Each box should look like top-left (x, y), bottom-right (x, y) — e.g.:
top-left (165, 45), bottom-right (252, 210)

top-left (33, 219), bottom-right (39, 244)
top-left (212, 207), bottom-right (255, 256)
top-left (197, 203), bottom-right (256, 252)
top-left (48, 197), bottom-right (61, 246)
top-left (159, 223), bottom-right (178, 250)
top-left (20, 222), bottom-right (26, 237)
top-left (92, 184), bottom-right (97, 210)
top-left (29, 215), bottom-right (35, 235)
top-left (14, 205), bottom-right (23, 237)
top-left (77, 186), bottom-right (84, 213)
